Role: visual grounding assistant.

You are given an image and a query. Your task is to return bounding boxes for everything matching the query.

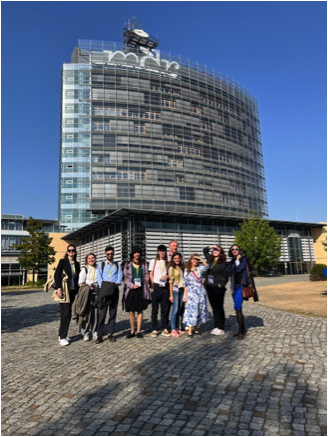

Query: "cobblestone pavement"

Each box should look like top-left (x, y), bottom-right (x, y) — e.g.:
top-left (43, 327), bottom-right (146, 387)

top-left (2, 287), bottom-right (326, 436)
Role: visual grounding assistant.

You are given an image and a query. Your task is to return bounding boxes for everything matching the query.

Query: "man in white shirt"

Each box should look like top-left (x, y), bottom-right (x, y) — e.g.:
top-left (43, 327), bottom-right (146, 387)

top-left (149, 244), bottom-right (171, 338)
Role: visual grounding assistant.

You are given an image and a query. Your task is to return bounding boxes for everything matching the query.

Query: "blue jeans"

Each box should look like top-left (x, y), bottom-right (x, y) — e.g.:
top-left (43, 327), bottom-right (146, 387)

top-left (171, 287), bottom-right (184, 331)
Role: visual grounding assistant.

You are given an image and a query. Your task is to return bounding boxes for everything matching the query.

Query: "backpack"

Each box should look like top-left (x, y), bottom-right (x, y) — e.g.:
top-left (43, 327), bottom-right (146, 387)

top-left (101, 261), bottom-right (119, 276)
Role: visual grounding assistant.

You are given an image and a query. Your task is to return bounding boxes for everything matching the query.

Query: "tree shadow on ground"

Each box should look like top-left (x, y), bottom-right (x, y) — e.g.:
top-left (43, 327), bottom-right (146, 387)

top-left (1, 289), bottom-right (43, 297)
top-left (1, 303), bottom-right (60, 333)
top-left (19, 336), bottom-right (326, 436)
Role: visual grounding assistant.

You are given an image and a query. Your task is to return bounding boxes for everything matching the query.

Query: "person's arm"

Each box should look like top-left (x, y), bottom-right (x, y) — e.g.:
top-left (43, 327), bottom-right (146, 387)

top-left (203, 247), bottom-right (211, 263)
top-left (235, 256), bottom-right (247, 273)
top-left (123, 263), bottom-right (134, 289)
top-left (218, 263), bottom-right (229, 288)
top-left (196, 256), bottom-right (208, 266)
top-left (149, 260), bottom-right (154, 287)
top-left (168, 267), bottom-right (174, 302)
top-left (78, 267), bottom-right (87, 286)
top-left (54, 259), bottom-right (64, 297)
top-left (143, 262), bottom-right (150, 284)
top-left (116, 263), bottom-right (123, 285)
top-left (97, 263), bottom-right (103, 288)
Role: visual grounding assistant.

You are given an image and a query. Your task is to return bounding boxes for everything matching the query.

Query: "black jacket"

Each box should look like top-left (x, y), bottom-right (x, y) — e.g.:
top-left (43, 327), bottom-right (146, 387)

top-left (94, 282), bottom-right (118, 309)
top-left (203, 247), bottom-right (229, 289)
top-left (54, 258), bottom-right (80, 293)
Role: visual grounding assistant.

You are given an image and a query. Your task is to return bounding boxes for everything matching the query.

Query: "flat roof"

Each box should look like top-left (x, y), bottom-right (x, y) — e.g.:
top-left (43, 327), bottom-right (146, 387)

top-left (63, 208), bottom-right (326, 241)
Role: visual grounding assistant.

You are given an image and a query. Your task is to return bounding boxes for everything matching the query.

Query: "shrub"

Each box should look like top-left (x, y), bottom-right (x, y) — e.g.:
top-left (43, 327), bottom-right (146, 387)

top-left (24, 279), bottom-right (46, 287)
top-left (309, 264), bottom-right (327, 281)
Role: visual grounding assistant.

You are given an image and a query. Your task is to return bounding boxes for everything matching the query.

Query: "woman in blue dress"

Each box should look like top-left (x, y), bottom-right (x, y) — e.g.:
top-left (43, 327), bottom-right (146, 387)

top-left (183, 254), bottom-right (209, 338)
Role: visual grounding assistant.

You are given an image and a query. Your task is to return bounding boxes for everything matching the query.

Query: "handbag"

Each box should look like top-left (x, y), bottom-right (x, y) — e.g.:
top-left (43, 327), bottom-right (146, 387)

top-left (241, 286), bottom-right (254, 299)
top-left (241, 262), bottom-right (254, 300)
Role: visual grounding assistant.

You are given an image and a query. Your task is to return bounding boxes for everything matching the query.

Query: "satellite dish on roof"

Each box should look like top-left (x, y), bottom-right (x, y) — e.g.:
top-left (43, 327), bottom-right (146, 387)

top-left (133, 29), bottom-right (149, 38)
top-left (140, 46), bottom-right (154, 57)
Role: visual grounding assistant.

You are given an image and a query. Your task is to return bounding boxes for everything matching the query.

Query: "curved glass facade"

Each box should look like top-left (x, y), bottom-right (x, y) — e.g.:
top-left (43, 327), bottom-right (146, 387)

top-left (59, 39), bottom-right (268, 231)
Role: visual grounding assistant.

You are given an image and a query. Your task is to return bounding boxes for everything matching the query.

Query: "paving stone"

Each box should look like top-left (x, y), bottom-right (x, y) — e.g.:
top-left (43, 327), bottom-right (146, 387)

top-left (1, 286), bottom-right (326, 436)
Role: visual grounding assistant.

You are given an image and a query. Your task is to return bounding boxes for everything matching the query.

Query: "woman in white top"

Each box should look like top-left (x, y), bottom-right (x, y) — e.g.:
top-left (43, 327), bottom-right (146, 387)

top-left (78, 252), bottom-right (99, 341)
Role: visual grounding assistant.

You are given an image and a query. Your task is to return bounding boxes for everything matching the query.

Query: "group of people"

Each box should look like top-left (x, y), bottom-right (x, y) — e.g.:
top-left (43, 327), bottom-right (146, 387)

top-left (54, 240), bottom-right (258, 346)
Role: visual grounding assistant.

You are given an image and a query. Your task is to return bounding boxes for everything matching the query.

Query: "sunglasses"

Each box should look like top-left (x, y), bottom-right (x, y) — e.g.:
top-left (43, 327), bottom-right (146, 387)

top-left (67, 249), bottom-right (76, 253)
top-left (106, 252), bottom-right (114, 256)
top-left (231, 248), bottom-right (239, 252)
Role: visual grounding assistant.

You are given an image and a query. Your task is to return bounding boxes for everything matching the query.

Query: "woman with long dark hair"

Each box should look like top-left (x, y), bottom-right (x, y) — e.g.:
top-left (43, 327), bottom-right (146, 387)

top-left (226, 244), bottom-right (259, 339)
top-left (55, 244), bottom-right (80, 346)
top-left (168, 253), bottom-right (185, 338)
top-left (123, 246), bottom-right (151, 338)
top-left (203, 245), bottom-right (229, 335)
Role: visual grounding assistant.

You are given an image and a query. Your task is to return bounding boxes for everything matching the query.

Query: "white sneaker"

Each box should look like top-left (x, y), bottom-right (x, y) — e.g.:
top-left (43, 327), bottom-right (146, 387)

top-left (151, 330), bottom-right (158, 338)
top-left (58, 336), bottom-right (72, 342)
top-left (161, 329), bottom-right (171, 337)
top-left (59, 339), bottom-right (69, 346)
top-left (93, 332), bottom-right (98, 340)
top-left (211, 328), bottom-right (224, 336)
top-left (83, 333), bottom-right (90, 341)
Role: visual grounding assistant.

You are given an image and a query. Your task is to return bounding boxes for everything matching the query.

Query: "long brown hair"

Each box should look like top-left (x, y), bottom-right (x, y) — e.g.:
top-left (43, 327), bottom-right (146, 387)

top-left (209, 246), bottom-right (226, 264)
top-left (169, 253), bottom-right (184, 271)
top-left (185, 254), bottom-right (199, 273)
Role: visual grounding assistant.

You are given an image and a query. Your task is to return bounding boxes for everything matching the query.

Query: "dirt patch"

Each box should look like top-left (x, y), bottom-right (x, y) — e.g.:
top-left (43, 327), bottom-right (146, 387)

top-left (247, 281), bottom-right (327, 318)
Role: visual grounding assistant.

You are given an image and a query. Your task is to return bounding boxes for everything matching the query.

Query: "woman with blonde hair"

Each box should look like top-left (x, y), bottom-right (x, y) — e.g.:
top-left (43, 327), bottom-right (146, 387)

top-left (78, 252), bottom-right (99, 341)
top-left (183, 254), bottom-right (208, 338)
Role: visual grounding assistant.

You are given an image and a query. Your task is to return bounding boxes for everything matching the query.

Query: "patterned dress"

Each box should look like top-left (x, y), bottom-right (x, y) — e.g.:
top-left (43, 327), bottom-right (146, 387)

top-left (183, 265), bottom-right (209, 327)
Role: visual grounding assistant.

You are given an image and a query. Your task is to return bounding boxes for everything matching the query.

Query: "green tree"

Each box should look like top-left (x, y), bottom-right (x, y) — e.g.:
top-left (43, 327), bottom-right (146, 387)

top-left (233, 213), bottom-right (282, 274)
top-left (13, 217), bottom-right (56, 285)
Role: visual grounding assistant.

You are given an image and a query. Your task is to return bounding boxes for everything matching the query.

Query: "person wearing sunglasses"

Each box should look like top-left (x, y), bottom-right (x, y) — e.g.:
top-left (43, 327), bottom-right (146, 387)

top-left (227, 244), bottom-right (258, 339)
top-left (203, 245), bottom-right (229, 336)
top-left (55, 244), bottom-right (81, 346)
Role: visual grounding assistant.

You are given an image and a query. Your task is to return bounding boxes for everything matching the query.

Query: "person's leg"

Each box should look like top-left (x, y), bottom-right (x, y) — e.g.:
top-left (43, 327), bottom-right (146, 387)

top-left (96, 305), bottom-right (108, 339)
top-left (206, 286), bottom-right (220, 328)
top-left (170, 292), bottom-right (179, 331)
top-left (151, 285), bottom-right (161, 331)
top-left (136, 312), bottom-right (143, 333)
top-left (167, 299), bottom-right (172, 330)
top-left (107, 287), bottom-right (119, 336)
top-left (233, 285), bottom-right (245, 336)
top-left (180, 301), bottom-right (186, 330)
top-left (216, 288), bottom-right (226, 331)
top-left (88, 294), bottom-right (98, 335)
top-left (59, 291), bottom-right (76, 339)
top-left (160, 287), bottom-right (170, 330)
top-left (81, 294), bottom-right (93, 337)
top-left (129, 312), bottom-right (136, 333)
top-left (59, 302), bottom-right (71, 339)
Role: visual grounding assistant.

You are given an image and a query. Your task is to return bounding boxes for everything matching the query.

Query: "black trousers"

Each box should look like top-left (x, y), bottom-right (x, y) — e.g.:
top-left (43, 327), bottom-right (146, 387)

top-left (151, 284), bottom-right (169, 331)
top-left (206, 285), bottom-right (226, 330)
top-left (97, 287), bottom-right (119, 338)
top-left (58, 290), bottom-right (77, 340)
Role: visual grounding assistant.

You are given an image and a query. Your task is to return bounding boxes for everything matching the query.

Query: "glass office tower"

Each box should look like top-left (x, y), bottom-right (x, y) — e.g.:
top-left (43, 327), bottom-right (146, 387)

top-left (59, 29), bottom-right (268, 231)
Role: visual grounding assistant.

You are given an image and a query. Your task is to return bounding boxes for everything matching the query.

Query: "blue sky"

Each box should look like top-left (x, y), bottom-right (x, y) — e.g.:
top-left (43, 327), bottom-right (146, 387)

top-left (2, 1), bottom-right (327, 223)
